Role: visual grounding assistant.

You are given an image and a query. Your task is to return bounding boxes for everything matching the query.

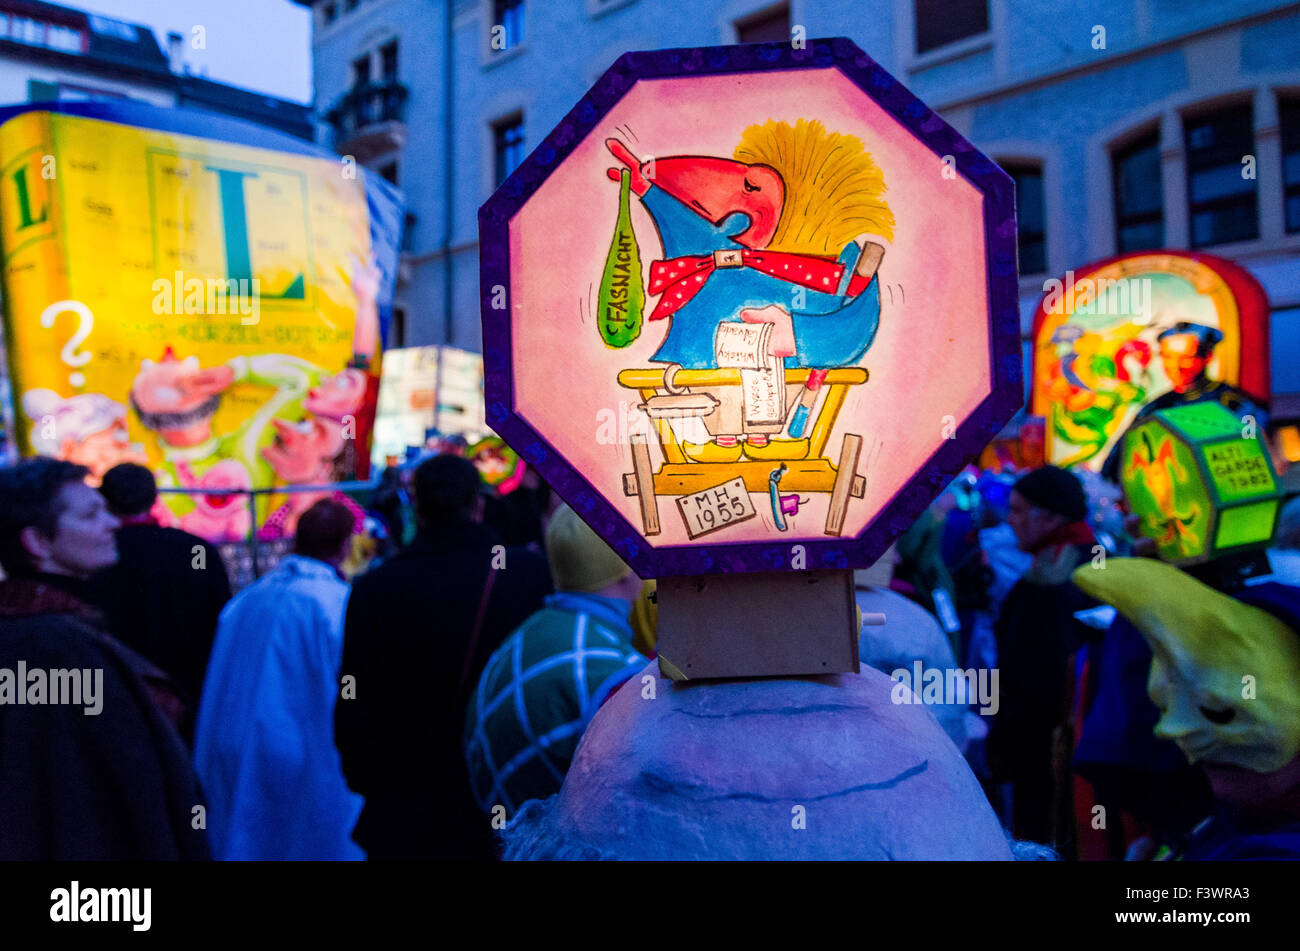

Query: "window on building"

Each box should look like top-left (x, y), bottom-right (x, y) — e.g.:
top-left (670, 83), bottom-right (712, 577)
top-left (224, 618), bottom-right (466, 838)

top-left (393, 307), bottom-right (407, 348)
top-left (27, 79), bottom-right (57, 102)
top-left (352, 54), bottom-right (371, 88)
top-left (914, 0), bottom-right (988, 55)
top-left (1185, 107), bottom-right (1258, 247)
top-left (49, 82), bottom-right (126, 101)
top-left (494, 114), bottom-right (525, 186)
top-left (492, 0), bottom-right (524, 50)
top-left (1004, 163), bottom-right (1046, 275)
top-left (1270, 306), bottom-right (1300, 412)
top-left (1282, 100), bottom-right (1300, 234)
top-left (344, 0), bottom-right (361, 11)
top-left (736, 3), bottom-right (790, 44)
top-left (322, 2), bottom-right (338, 26)
top-left (87, 14), bottom-right (137, 41)
top-left (381, 40), bottom-right (399, 81)
top-left (46, 24), bottom-right (83, 52)
top-left (378, 161), bottom-right (398, 185)
top-left (1113, 134), bottom-right (1163, 253)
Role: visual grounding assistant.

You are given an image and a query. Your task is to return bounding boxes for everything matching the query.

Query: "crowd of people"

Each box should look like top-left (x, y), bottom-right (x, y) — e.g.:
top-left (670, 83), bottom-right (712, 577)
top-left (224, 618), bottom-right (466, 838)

top-left (0, 447), bottom-right (1297, 861)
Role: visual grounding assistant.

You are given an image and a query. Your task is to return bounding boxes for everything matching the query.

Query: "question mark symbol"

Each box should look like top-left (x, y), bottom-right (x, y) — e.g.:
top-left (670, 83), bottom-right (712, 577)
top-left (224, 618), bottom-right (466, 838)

top-left (39, 299), bottom-right (94, 388)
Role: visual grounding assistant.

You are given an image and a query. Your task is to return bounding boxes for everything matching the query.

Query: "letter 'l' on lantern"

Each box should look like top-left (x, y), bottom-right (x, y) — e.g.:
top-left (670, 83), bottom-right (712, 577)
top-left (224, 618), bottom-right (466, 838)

top-left (1121, 402), bottom-right (1283, 565)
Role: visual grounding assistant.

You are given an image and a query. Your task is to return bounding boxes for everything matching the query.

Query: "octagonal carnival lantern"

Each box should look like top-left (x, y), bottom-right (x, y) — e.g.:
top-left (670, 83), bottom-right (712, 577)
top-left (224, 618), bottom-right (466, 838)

top-left (1121, 401), bottom-right (1284, 567)
top-left (479, 38), bottom-right (1022, 680)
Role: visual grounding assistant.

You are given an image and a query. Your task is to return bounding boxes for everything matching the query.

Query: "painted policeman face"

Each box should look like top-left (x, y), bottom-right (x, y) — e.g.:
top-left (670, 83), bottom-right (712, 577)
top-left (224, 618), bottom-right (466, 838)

top-left (1158, 333), bottom-right (1210, 392)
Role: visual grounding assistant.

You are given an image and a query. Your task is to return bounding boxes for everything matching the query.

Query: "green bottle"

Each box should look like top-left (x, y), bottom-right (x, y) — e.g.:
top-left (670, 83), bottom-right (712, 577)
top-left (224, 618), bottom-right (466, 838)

top-left (597, 168), bottom-right (643, 348)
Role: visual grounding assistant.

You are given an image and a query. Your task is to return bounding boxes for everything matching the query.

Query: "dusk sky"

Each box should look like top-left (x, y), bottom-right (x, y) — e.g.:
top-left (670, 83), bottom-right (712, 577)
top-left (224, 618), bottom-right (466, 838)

top-left (74, 0), bottom-right (313, 104)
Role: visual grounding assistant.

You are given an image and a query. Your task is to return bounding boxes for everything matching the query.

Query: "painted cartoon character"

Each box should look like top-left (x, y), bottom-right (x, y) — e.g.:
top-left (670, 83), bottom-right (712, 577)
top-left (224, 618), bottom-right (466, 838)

top-left (131, 349), bottom-right (235, 445)
top-left (21, 389), bottom-right (147, 482)
top-left (468, 436), bottom-right (525, 495)
top-left (1144, 322), bottom-right (1263, 421)
top-left (1101, 322), bottom-right (1267, 480)
top-left (605, 119), bottom-right (892, 462)
top-left (257, 418), bottom-right (339, 539)
top-left (306, 368), bottom-right (369, 423)
top-left (176, 458), bottom-right (252, 542)
top-left (264, 417), bottom-right (344, 484)
top-left (304, 367), bottom-right (370, 480)
top-left (1123, 430), bottom-right (1202, 557)
top-left (252, 367), bottom-right (370, 537)
top-left (1041, 325), bottom-right (1151, 468)
top-left (258, 415), bottom-right (367, 540)
top-left (130, 347), bottom-right (329, 533)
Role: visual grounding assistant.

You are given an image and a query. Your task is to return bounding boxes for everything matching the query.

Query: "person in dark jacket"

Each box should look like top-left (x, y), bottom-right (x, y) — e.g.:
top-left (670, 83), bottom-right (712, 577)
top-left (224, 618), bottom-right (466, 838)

top-left (986, 465), bottom-right (1097, 847)
top-left (0, 458), bottom-right (210, 860)
top-left (335, 453), bottom-right (553, 860)
top-left (481, 466), bottom-right (551, 551)
top-left (89, 463), bottom-right (230, 743)
top-left (463, 504), bottom-right (644, 819)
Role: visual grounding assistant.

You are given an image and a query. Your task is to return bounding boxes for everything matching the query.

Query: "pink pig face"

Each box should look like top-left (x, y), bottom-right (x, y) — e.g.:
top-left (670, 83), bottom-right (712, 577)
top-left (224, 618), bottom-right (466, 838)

top-left (305, 369), bottom-right (368, 421)
top-left (263, 417), bottom-right (344, 483)
top-left (131, 350), bottom-right (234, 447)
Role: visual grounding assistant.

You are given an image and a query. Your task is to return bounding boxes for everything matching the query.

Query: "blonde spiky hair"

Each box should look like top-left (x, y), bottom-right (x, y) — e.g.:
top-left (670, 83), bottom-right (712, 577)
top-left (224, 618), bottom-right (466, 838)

top-left (734, 118), bottom-right (895, 255)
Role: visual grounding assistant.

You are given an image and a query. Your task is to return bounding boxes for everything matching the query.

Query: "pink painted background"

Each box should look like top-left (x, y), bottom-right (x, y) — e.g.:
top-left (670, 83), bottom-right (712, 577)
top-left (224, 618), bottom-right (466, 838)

top-left (510, 67), bottom-right (991, 549)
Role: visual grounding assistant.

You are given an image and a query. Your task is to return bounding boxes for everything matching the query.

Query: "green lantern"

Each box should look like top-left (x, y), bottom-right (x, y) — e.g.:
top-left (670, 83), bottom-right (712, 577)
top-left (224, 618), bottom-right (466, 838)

top-left (1121, 402), bottom-right (1282, 565)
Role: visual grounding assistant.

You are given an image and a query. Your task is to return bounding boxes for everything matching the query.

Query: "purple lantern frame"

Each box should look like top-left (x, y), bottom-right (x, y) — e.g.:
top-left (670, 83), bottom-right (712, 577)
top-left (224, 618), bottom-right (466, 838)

top-left (479, 37), bottom-right (1022, 578)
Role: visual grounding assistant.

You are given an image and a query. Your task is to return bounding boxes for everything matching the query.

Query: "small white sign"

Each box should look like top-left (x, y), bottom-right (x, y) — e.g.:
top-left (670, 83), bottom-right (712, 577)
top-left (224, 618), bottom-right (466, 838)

top-left (675, 477), bottom-right (757, 539)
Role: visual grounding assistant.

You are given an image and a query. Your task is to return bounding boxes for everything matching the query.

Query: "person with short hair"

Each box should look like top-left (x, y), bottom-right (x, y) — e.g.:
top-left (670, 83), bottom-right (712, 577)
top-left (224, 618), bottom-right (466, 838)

top-left (194, 498), bottom-right (364, 860)
top-left (463, 505), bottom-right (645, 819)
top-left (89, 462), bottom-right (231, 743)
top-left (336, 453), bottom-right (553, 860)
top-left (0, 457), bottom-right (210, 859)
top-left (986, 465), bottom-right (1097, 848)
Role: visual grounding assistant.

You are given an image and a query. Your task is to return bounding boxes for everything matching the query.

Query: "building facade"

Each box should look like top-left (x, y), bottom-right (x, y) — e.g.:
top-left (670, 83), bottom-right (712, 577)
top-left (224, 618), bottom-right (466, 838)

top-left (0, 0), bottom-right (312, 138)
top-left (300, 0), bottom-right (1300, 432)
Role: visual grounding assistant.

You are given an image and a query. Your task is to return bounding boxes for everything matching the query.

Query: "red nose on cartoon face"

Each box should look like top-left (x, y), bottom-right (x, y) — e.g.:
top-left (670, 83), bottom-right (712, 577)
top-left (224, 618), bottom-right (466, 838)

top-left (651, 157), bottom-right (784, 249)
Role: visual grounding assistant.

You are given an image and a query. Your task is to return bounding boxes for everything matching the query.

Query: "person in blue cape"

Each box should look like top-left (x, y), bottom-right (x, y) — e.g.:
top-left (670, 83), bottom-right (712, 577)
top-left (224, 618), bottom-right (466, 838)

top-left (194, 499), bottom-right (364, 860)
